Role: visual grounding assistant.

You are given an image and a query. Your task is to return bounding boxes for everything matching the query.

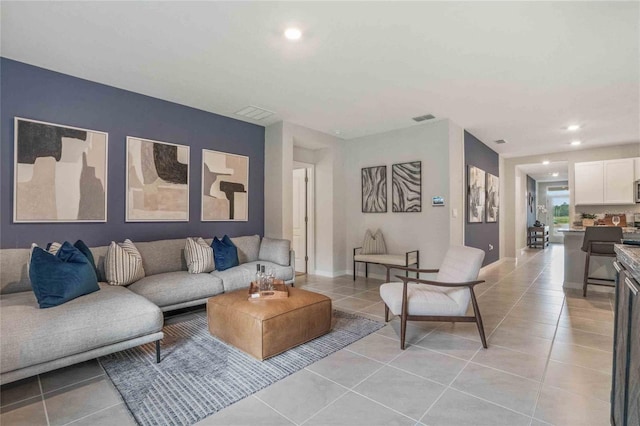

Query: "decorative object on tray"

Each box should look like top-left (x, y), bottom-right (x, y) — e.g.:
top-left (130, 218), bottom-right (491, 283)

top-left (361, 165), bottom-right (387, 213)
top-left (126, 136), bottom-right (189, 222)
top-left (467, 165), bottom-right (485, 223)
top-left (14, 117), bottom-right (108, 222)
top-left (604, 213), bottom-right (626, 227)
top-left (392, 161), bottom-right (421, 212)
top-left (248, 280), bottom-right (289, 300)
top-left (486, 172), bottom-right (499, 222)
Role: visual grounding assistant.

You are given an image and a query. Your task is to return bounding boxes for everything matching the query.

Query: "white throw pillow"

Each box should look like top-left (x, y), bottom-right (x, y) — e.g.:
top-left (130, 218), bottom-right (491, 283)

top-left (104, 239), bottom-right (145, 286)
top-left (361, 229), bottom-right (387, 254)
top-left (184, 237), bottom-right (215, 273)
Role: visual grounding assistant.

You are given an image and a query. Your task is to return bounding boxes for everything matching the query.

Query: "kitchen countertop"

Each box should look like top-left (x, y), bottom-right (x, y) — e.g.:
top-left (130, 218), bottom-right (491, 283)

top-left (615, 244), bottom-right (640, 283)
top-left (560, 227), bottom-right (639, 233)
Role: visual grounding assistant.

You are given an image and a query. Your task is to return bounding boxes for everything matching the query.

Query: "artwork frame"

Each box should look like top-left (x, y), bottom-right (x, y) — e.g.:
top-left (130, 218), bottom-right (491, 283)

top-left (486, 172), bottom-right (499, 223)
top-left (392, 161), bottom-right (422, 213)
top-left (467, 165), bottom-right (486, 223)
top-left (126, 136), bottom-right (190, 222)
top-left (201, 149), bottom-right (249, 222)
top-left (361, 165), bottom-right (387, 213)
top-left (13, 117), bottom-right (108, 223)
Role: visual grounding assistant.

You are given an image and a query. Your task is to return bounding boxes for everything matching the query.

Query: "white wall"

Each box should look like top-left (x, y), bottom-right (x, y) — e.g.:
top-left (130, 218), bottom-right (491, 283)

top-left (266, 121), bottom-right (345, 276)
top-left (448, 121), bottom-right (465, 246)
top-left (503, 143), bottom-right (640, 257)
top-left (343, 119), bottom-right (459, 278)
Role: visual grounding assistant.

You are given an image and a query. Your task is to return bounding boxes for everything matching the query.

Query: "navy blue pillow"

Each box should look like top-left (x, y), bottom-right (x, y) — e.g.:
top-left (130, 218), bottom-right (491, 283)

top-left (46, 240), bottom-right (98, 278)
top-left (30, 242), bottom-right (100, 309)
top-left (212, 235), bottom-right (239, 271)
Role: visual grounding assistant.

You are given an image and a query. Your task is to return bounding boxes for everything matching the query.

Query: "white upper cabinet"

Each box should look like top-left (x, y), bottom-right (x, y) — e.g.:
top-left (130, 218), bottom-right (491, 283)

top-left (604, 158), bottom-right (635, 204)
top-left (575, 158), bottom-right (635, 205)
top-left (575, 161), bottom-right (604, 205)
top-left (634, 157), bottom-right (640, 180)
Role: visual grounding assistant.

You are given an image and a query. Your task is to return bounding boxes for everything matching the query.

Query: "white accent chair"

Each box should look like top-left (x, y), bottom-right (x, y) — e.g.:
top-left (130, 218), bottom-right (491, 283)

top-left (379, 246), bottom-right (487, 349)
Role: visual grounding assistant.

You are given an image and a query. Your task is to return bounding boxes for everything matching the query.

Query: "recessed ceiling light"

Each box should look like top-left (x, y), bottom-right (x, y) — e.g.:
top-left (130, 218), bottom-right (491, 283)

top-left (567, 124), bottom-right (580, 131)
top-left (571, 140), bottom-right (582, 146)
top-left (334, 130), bottom-right (342, 135)
top-left (284, 28), bottom-right (302, 40)
top-left (542, 160), bottom-right (550, 165)
top-left (552, 172), bottom-right (559, 177)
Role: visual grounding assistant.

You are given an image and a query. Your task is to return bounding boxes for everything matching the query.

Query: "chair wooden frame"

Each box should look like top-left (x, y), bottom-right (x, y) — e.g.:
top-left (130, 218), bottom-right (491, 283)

top-left (383, 265), bottom-right (487, 350)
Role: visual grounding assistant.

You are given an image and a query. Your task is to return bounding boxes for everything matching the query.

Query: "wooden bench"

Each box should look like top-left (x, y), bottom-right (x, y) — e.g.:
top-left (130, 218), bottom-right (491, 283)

top-left (353, 247), bottom-right (419, 281)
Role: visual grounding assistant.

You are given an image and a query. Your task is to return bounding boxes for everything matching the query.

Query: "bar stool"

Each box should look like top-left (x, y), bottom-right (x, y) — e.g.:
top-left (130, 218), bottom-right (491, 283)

top-left (581, 226), bottom-right (623, 297)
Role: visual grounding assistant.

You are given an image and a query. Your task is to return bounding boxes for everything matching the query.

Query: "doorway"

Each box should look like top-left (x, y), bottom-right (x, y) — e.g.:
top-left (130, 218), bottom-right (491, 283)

top-left (547, 186), bottom-right (570, 243)
top-left (292, 163), bottom-right (315, 275)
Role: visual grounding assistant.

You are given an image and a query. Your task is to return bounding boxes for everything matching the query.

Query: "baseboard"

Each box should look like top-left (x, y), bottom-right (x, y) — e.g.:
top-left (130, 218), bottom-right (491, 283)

top-left (480, 258), bottom-right (508, 273)
top-left (315, 270), bottom-right (349, 278)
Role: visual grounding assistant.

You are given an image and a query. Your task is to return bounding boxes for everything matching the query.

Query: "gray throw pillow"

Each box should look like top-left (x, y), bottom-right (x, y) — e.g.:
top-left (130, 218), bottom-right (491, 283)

top-left (361, 229), bottom-right (387, 254)
top-left (258, 237), bottom-right (291, 266)
top-left (231, 235), bottom-right (261, 264)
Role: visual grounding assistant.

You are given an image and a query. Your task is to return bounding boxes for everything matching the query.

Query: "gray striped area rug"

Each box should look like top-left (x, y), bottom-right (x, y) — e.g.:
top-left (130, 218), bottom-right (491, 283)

top-left (99, 310), bottom-right (383, 426)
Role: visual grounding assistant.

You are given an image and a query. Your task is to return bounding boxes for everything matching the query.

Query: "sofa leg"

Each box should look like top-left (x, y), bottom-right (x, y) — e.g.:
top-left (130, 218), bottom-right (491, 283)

top-left (156, 340), bottom-right (161, 363)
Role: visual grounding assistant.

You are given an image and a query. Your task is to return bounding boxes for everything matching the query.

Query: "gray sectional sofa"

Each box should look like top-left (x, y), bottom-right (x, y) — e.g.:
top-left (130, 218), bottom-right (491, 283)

top-left (0, 235), bottom-right (294, 384)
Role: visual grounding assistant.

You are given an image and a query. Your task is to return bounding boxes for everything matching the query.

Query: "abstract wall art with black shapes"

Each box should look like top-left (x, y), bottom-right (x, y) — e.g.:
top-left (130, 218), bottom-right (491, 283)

top-left (361, 165), bottom-right (387, 213)
top-left (14, 117), bottom-right (108, 222)
top-left (392, 161), bottom-right (421, 212)
top-left (467, 165), bottom-right (486, 223)
top-left (126, 137), bottom-right (189, 221)
top-left (486, 172), bottom-right (499, 223)
top-left (202, 149), bottom-right (248, 221)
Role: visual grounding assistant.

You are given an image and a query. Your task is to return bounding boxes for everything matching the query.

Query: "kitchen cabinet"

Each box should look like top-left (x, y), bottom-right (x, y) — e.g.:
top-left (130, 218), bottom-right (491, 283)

top-left (611, 261), bottom-right (640, 426)
top-left (575, 161), bottom-right (604, 205)
top-left (634, 157), bottom-right (640, 181)
top-left (574, 159), bottom-right (635, 205)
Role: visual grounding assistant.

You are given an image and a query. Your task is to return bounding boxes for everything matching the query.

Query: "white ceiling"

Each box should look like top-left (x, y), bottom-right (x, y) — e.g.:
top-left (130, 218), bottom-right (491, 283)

top-left (518, 161), bottom-right (569, 182)
top-left (2, 2), bottom-right (639, 157)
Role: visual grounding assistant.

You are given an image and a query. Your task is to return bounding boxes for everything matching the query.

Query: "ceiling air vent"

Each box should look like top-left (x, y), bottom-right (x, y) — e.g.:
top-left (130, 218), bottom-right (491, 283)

top-left (234, 105), bottom-right (275, 120)
top-left (494, 139), bottom-right (508, 145)
top-left (412, 114), bottom-right (435, 122)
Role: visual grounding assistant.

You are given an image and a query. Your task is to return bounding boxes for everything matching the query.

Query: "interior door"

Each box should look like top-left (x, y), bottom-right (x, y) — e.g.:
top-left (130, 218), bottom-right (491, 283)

top-left (292, 168), bottom-right (306, 273)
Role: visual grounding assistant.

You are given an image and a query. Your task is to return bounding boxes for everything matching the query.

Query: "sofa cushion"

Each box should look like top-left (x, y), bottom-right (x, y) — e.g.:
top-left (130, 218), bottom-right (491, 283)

top-left (30, 242), bottom-right (99, 309)
top-left (135, 238), bottom-right (188, 276)
top-left (0, 284), bottom-right (162, 374)
top-left (210, 267), bottom-right (253, 293)
top-left (0, 248), bottom-right (32, 294)
top-left (127, 271), bottom-right (224, 308)
top-left (184, 237), bottom-right (215, 273)
top-left (238, 261), bottom-right (294, 282)
top-left (230, 235), bottom-right (260, 264)
top-left (212, 235), bottom-right (239, 271)
top-left (105, 240), bottom-right (145, 286)
top-left (258, 238), bottom-right (290, 266)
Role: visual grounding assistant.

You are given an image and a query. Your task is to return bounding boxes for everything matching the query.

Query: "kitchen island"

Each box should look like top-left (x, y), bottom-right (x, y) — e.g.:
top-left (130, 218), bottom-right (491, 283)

top-left (560, 228), bottom-right (640, 292)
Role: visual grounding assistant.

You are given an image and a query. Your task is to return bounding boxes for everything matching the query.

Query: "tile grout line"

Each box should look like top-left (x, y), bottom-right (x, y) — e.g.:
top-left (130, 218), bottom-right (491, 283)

top-left (251, 394), bottom-right (309, 426)
top-left (61, 402), bottom-right (123, 426)
top-left (37, 375), bottom-right (51, 426)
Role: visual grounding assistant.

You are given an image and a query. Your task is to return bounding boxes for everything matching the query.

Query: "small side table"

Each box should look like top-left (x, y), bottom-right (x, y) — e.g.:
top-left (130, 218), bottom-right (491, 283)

top-left (527, 226), bottom-right (549, 249)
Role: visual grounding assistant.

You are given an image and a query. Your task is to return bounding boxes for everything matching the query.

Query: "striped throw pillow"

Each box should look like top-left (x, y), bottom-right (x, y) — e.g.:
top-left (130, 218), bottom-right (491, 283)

top-left (361, 229), bottom-right (387, 254)
top-left (104, 239), bottom-right (145, 286)
top-left (184, 237), bottom-right (215, 273)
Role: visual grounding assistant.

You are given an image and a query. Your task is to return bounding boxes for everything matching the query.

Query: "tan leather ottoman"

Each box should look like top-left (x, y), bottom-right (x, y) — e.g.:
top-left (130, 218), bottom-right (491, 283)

top-left (207, 287), bottom-right (332, 360)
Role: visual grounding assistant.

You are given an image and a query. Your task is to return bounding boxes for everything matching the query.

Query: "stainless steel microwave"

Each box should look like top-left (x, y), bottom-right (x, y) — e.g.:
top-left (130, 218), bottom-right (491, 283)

top-left (636, 180), bottom-right (640, 203)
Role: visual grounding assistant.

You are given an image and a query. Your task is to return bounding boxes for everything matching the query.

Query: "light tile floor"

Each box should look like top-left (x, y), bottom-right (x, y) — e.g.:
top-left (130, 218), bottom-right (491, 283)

top-left (1, 244), bottom-right (615, 425)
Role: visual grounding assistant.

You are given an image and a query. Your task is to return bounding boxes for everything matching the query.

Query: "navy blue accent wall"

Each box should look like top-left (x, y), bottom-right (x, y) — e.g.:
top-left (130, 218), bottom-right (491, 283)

top-left (0, 58), bottom-right (265, 248)
top-left (526, 175), bottom-right (537, 227)
top-left (464, 131), bottom-right (499, 266)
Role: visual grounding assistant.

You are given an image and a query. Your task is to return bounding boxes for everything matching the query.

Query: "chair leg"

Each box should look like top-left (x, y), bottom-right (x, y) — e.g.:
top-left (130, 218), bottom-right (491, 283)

top-left (384, 304), bottom-right (390, 322)
top-left (365, 263), bottom-right (368, 278)
top-left (470, 288), bottom-right (488, 349)
top-left (155, 340), bottom-right (161, 363)
top-left (400, 310), bottom-right (407, 350)
top-left (353, 260), bottom-right (356, 281)
top-left (583, 252), bottom-right (591, 297)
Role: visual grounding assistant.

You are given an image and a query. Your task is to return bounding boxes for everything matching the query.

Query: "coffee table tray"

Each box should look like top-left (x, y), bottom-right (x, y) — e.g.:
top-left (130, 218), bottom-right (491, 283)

top-left (248, 280), bottom-right (289, 300)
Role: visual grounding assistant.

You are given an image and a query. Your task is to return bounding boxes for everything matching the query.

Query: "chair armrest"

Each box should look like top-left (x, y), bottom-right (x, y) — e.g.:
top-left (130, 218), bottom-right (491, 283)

top-left (354, 247), bottom-right (362, 256)
top-left (395, 275), bottom-right (485, 288)
top-left (405, 249), bottom-right (419, 256)
top-left (384, 264), bottom-right (438, 282)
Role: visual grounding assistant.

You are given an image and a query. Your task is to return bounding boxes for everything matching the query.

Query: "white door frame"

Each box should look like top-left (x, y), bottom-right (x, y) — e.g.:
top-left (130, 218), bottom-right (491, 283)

top-left (293, 161), bottom-right (315, 274)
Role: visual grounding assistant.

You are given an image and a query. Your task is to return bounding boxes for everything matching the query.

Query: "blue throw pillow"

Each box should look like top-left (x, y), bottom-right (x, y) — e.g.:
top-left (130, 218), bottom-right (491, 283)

top-left (212, 235), bottom-right (239, 271)
top-left (46, 239), bottom-right (100, 280)
top-left (30, 241), bottom-right (100, 308)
